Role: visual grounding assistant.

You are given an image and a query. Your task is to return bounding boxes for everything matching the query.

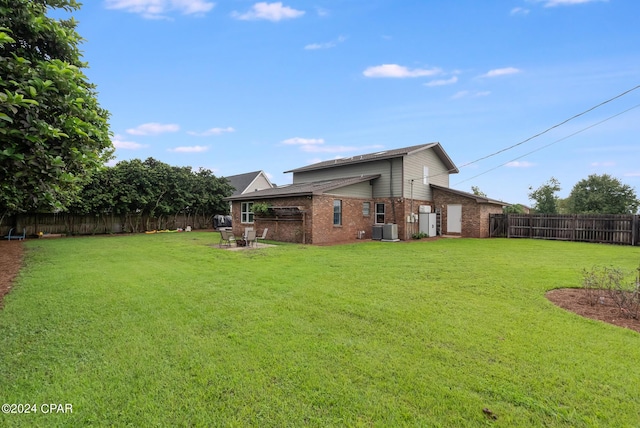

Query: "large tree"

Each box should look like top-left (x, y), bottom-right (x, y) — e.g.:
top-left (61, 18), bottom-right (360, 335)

top-left (528, 177), bottom-right (561, 214)
top-left (0, 0), bottom-right (112, 220)
top-left (567, 174), bottom-right (639, 214)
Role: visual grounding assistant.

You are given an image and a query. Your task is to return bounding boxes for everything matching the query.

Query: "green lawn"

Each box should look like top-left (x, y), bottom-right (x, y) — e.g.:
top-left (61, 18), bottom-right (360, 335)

top-left (1, 233), bottom-right (639, 426)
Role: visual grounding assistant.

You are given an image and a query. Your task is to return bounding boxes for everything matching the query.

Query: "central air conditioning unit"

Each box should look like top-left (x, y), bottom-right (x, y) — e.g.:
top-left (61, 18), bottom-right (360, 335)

top-left (419, 205), bottom-right (432, 213)
top-left (372, 225), bottom-right (383, 240)
top-left (382, 223), bottom-right (398, 241)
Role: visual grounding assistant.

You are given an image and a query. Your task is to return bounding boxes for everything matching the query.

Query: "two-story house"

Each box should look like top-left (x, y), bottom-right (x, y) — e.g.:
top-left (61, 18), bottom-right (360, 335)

top-left (225, 143), bottom-right (506, 244)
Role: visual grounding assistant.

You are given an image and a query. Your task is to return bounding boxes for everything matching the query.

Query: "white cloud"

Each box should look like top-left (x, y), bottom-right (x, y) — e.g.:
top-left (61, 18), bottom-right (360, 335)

top-left (479, 67), bottom-right (522, 78)
top-left (315, 7), bottom-right (329, 17)
top-left (510, 7), bottom-right (530, 15)
top-left (539, 0), bottom-right (607, 7)
top-left (452, 90), bottom-right (491, 99)
top-left (168, 145), bottom-right (209, 153)
top-left (424, 76), bottom-right (458, 87)
top-left (187, 127), bottom-right (235, 137)
top-left (232, 2), bottom-right (305, 21)
top-left (506, 161), bottom-right (535, 168)
top-left (282, 137), bottom-right (325, 146)
top-left (623, 172), bottom-right (640, 177)
top-left (126, 122), bottom-right (180, 136)
top-left (591, 161), bottom-right (616, 167)
top-left (305, 35), bottom-right (346, 50)
top-left (112, 135), bottom-right (149, 149)
top-left (363, 64), bottom-right (441, 78)
top-left (105, 0), bottom-right (215, 19)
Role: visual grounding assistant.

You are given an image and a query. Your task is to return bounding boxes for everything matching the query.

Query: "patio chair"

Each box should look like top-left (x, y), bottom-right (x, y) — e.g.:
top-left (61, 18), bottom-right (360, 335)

top-left (244, 229), bottom-right (257, 247)
top-left (256, 228), bottom-right (268, 243)
top-left (4, 228), bottom-right (26, 241)
top-left (219, 229), bottom-right (236, 248)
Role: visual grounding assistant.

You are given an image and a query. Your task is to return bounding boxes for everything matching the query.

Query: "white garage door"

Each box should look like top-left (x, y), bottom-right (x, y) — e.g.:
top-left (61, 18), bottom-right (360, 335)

top-left (447, 204), bottom-right (462, 234)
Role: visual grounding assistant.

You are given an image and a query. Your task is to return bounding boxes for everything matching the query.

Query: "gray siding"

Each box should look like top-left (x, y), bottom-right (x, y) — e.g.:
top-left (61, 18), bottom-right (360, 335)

top-left (293, 158), bottom-right (402, 198)
top-left (323, 180), bottom-right (374, 198)
top-left (403, 149), bottom-right (450, 200)
top-left (292, 148), bottom-right (451, 201)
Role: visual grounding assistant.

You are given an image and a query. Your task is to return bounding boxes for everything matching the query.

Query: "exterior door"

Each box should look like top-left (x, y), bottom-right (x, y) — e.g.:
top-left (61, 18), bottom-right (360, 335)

top-left (447, 204), bottom-right (462, 234)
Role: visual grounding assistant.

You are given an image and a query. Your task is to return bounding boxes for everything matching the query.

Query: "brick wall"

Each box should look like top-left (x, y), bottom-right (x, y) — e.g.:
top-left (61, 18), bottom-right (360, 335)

top-left (432, 188), bottom-right (503, 238)
top-left (311, 195), bottom-right (375, 244)
top-left (232, 195), bottom-right (438, 244)
top-left (231, 198), bottom-right (311, 244)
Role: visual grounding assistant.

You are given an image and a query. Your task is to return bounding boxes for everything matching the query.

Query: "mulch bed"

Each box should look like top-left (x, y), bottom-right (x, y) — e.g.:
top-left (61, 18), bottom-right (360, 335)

top-left (0, 240), bottom-right (638, 334)
top-left (546, 288), bottom-right (640, 333)
top-left (0, 240), bottom-right (24, 308)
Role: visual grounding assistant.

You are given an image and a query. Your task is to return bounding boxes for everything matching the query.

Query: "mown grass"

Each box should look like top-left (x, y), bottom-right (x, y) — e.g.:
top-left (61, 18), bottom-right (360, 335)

top-left (1, 233), bottom-right (639, 426)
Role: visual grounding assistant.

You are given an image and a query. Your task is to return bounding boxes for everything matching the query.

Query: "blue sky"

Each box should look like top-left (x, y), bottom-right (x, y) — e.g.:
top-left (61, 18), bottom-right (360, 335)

top-left (62, 0), bottom-right (639, 204)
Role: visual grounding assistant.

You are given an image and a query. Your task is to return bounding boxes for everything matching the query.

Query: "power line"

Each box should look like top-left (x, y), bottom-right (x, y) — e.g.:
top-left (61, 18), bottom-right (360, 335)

top-left (404, 83), bottom-right (640, 184)
top-left (456, 84), bottom-right (640, 169)
top-left (453, 103), bottom-right (640, 186)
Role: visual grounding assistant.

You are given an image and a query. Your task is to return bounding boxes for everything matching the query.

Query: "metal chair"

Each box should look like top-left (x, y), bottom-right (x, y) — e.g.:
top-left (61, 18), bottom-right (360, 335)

top-left (256, 228), bottom-right (268, 242)
top-left (244, 229), bottom-right (257, 247)
top-left (219, 229), bottom-right (236, 247)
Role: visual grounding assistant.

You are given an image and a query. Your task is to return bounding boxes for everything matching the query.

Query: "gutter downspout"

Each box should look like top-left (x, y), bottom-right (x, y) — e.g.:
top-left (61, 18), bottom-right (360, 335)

top-left (388, 159), bottom-right (395, 224)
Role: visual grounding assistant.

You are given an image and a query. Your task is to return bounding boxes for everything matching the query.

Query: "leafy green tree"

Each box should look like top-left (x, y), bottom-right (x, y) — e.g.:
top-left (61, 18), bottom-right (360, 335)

top-left (567, 174), bottom-right (639, 214)
top-left (503, 204), bottom-right (525, 214)
top-left (471, 186), bottom-right (487, 197)
top-left (70, 158), bottom-right (234, 232)
top-left (528, 177), bottom-right (561, 214)
top-left (0, 0), bottom-right (112, 220)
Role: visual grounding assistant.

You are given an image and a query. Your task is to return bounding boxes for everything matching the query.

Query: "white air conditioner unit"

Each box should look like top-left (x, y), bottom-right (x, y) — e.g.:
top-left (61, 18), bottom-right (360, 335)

top-left (419, 205), bottom-right (431, 213)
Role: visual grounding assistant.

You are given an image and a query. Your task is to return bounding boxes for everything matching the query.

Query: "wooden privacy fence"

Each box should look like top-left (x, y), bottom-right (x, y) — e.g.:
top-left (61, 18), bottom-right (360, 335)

top-left (1, 212), bottom-right (217, 237)
top-left (490, 213), bottom-right (640, 246)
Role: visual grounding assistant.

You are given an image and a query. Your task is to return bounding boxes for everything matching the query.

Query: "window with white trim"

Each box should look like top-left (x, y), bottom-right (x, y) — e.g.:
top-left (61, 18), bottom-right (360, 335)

top-left (362, 202), bottom-right (370, 217)
top-left (241, 202), bottom-right (254, 224)
top-left (333, 200), bottom-right (342, 226)
top-left (375, 203), bottom-right (385, 224)
top-left (423, 166), bottom-right (429, 185)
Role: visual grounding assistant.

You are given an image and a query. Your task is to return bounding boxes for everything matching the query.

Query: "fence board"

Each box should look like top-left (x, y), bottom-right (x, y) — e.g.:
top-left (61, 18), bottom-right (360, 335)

top-left (490, 213), bottom-right (639, 246)
top-left (1, 212), bottom-right (217, 237)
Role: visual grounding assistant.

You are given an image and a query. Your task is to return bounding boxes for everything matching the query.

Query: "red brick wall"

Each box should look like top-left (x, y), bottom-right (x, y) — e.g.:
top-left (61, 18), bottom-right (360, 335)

top-left (432, 189), bottom-right (503, 238)
top-left (311, 195), bottom-right (376, 244)
top-left (230, 198), bottom-right (311, 244)
top-left (231, 195), bottom-right (439, 244)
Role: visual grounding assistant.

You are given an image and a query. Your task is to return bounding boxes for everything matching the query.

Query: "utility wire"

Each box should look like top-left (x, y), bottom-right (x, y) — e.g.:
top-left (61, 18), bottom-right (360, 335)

top-left (456, 84), bottom-right (640, 169)
top-left (403, 84), bottom-right (640, 184)
top-left (453, 103), bottom-right (640, 186)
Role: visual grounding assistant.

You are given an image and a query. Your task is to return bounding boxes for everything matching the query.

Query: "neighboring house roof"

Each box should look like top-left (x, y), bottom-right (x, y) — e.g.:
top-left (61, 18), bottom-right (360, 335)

top-left (431, 184), bottom-right (509, 206)
top-left (225, 170), bottom-right (273, 197)
top-left (225, 175), bottom-right (381, 201)
top-left (284, 142), bottom-right (459, 174)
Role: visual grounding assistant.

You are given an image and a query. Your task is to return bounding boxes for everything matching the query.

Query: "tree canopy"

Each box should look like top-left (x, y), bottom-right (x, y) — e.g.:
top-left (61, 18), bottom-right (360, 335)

top-left (0, 0), bottom-right (112, 219)
top-left (528, 177), bottom-right (561, 214)
top-left (567, 174), bottom-right (639, 214)
top-left (68, 158), bottom-right (234, 231)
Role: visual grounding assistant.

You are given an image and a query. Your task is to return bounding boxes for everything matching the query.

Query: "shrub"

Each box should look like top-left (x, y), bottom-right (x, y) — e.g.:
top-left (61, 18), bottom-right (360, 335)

top-left (412, 232), bottom-right (429, 239)
top-left (582, 265), bottom-right (640, 319)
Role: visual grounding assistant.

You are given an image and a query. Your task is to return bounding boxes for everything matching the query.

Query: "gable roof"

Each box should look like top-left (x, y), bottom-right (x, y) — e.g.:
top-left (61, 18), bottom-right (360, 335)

top-left (225, 170), bottom-right (272, 197)
top-left (430, 184), bottom-right (509, 206)
top-left (225, 175), bottom-right (381, 201)
top-left (285, 142), bottom-right (459, 174)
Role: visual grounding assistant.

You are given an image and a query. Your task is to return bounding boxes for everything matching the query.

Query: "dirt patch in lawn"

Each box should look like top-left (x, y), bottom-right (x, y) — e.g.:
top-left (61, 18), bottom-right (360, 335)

top-left (546, 288), bottom-right (640, 334)
top-left (0, 240), bottom-right (24, 308)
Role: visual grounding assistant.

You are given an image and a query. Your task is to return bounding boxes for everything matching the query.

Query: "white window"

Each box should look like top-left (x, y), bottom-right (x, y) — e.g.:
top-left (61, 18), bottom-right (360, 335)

top-left (241, 202), bottom-right (254, 224)
top-left (362, 202), bottom-right (370, 216)
top-left (375, 203), bottom-right (385, 224)
top-left (423, 166), bottom-right (429, 185)
top-left (333, 200), bottom-right (342, 226)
